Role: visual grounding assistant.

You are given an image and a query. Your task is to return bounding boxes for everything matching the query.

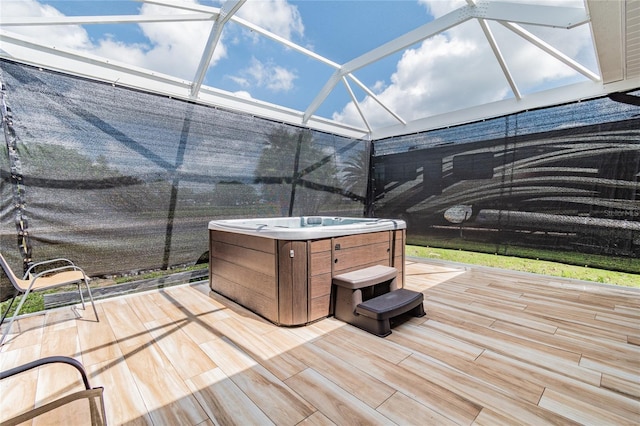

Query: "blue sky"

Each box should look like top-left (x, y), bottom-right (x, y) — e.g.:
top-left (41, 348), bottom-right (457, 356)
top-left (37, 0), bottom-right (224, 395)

top-left (2, 0), bottom-right (597, 129)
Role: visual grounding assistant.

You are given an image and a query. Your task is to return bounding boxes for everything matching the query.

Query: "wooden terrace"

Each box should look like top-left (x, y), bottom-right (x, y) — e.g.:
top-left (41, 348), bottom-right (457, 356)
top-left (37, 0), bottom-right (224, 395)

top-left (1, 259), bottom-right (639, 425)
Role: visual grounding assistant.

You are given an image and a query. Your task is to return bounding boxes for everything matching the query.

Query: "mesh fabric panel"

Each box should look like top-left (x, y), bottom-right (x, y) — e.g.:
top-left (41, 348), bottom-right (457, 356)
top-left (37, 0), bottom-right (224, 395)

top-left (373, 92), bottom-right (640, 272)
top-left (0, 60), bottom-right (368, 278)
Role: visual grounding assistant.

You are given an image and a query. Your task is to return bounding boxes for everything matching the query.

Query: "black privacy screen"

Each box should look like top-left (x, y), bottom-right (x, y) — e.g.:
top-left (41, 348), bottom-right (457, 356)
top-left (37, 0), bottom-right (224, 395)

top-left (373, 91), bottom-right (640, 272)
top-left (1, 60), bottom-right (369, 279)
top-left (1, 58), bottom-right (638, 287)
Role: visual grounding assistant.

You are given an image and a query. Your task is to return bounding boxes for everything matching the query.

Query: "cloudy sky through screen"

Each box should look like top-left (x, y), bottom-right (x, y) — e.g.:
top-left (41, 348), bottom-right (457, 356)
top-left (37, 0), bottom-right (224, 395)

top-left (1, 0), bottom-right (597, 129)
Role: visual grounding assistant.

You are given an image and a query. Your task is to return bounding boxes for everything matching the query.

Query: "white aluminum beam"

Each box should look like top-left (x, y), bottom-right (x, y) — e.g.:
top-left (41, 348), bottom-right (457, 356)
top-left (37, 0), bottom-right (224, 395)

top-left (472, 0), bottom-right (588, 29)
top-left (142, 0), bottom-right (341, 69)
top-left (303, 70), bottom-right (343, 123)
top-left (342, 6), bottom-right (474, 75)
top-left (231, 16), bottom-right (341, 69)
top-left (466, 0), bottom-right (520, 99)
top-left (372, 78), bottom-right (640, 140)
top-left (0, 0), bottom-right (623, 142)
top-left (0, 29), bottom-right (192, 90)
top-left (478, 18), bottom-right (521, 100)
top-left (141, 0), bottom-right (218, 13)
top-left (303, 0), bottom-right (590, 122)
top-left (347, 74), bottom-right (406, 125)
top-left (0, 31), bottom-right (369, 139)
top-left (0, 14), bottom-right (216, 26)
top-left (501, 21), bottom-right (600, 82)
top-left (341, 76), bottom-right (371, 133)
top-left (190, 0), bottom-right (246, 98)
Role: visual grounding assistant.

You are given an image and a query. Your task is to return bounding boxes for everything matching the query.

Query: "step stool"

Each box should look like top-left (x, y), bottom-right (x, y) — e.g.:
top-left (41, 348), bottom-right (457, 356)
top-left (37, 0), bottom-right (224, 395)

top-left (332, 265), bottom-right (425, 337)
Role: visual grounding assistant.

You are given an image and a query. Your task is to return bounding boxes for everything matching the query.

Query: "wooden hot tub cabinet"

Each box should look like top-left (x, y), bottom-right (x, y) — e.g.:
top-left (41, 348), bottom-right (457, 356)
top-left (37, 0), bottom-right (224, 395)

top-left (209, 228), bottom-right (405, 326)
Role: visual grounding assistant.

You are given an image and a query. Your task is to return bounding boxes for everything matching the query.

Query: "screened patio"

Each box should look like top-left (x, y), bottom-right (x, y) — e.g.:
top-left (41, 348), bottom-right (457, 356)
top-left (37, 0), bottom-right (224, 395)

top-left (1, 0), bottom-right (639, 424)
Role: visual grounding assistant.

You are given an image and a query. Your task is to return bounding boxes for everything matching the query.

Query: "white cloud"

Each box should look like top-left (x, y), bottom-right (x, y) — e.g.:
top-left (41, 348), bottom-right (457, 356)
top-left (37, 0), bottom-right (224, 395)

top-left (1, 0), bottom-right (93, 51)
top-left (418, 0), bottom-right (466, 18)
top-left (233, 90), bottom-right (253, 99)
top-left (236, 0), bottom-right (304, 40)
top-left (372, 80), bottom-right (387, 94)
top-left (133, 2), bottom-right (227, 78)
top-left (92, 1), bottom-right (231, 80)
top-left (233, 57), bottom-right (297, 92)
top-left (266, 65), bottom-right (297, 92)
top-left (229, 75), bottom-right (251, 88)
top-left (333, 0), bottom-right (596, 128)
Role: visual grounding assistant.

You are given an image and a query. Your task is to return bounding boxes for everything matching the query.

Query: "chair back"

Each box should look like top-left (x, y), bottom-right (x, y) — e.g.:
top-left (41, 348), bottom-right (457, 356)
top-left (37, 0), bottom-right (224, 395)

top-left (0, 253), bottom-right (23, 292)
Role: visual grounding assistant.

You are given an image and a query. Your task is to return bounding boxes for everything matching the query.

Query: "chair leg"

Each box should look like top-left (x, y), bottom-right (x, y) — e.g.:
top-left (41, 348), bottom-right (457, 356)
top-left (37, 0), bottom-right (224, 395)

top-left (77, 282), bottom-right (87, 310)
top-left (0, 290), bottom-right (30, 346)
top-left (0, 292), bottom-right (19, 326)
top-left (82, 279), bottom-right (99, 321)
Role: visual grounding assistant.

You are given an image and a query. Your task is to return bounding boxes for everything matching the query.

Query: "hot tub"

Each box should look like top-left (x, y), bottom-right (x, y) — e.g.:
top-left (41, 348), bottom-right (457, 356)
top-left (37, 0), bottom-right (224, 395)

top-left (208, 216), bottom-right (406, 326)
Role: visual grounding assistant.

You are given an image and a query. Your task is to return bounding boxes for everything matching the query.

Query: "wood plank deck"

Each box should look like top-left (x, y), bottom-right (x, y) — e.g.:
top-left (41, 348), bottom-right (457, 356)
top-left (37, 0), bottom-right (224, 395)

top-left (1, 259), bottom-right (639, 425)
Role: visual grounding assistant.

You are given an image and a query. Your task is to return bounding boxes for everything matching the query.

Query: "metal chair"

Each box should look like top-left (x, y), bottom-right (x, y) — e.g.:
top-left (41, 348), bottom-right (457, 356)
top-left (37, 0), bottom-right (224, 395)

top-left (0, 252), bottom-right (99, 345)
top-left (0, 356), bottom-right (107, 425)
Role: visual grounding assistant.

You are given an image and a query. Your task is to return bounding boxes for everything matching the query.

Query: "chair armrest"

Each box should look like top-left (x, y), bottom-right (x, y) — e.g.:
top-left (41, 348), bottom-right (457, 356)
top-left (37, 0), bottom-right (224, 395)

top-left (20, 265), bottom-right (88, 293)
top-left (23, 258), bottom-right (76, 279)
top-left (0, 356), bottom-right (91, 390)
top-left (31, 264), bottom-right (85, 278)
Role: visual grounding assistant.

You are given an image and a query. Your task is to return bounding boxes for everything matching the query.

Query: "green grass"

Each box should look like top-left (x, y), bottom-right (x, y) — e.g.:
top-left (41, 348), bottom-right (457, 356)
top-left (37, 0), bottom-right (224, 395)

top-left (407, 245), bottom-right (640, 288)
top-left (0, 292), bottom-right (45, 318)
top-left (0, 286), bottom-right (70, 319)
top-left (407, 236), bottom-right (639, 274)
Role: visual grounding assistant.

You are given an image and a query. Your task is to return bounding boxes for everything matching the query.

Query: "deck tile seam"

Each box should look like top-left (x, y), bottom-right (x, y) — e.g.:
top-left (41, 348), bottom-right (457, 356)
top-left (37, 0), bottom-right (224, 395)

top-left (200, 338), bottom-right (317, 425)
top-left (400, 352), bottom-right (575, 426)
top-left (545, 316), bottom-right (635, 342)
top-left (311, 332), bottom-right (481, 424)
top-left (594, 312), bottom-right (640, 329)
top-left (395, 322), bottom-right (486, 360)
top-left (518, 295), bottom-right (601, 310)
top-left (493, 321), bottom-right (640, 367)
top-left (600, 374), bottom-right (640, 400)
top-left (537, 387), bottom-right (638, 425)
top-left (612, 304), bottom-right (640, 315)
top-left (279, 336), bottom-right (398, 407)
top-left (475, 349), bottom-right (640, 420)
top-left (375, 389), bottom-right (462, 426)
top-left (425, 320), bottom-right (601, 385)
top-left (91, 308), bottom-right (162, 424)
top-left (117, 338), bottom-right (200, 412)
top-left (475, 350), bottom-right (580, 397)
top-left (284, 366), bottom-right (401, 426)
top-left (544, 379), bottom-right (640, 420)
top-left (579, 355), bottom-right (640, 382)
top-left (409, 340), bottom-right (547, 405)
top-left (316, 325), bottom-right (414, 364)
top-left (110, 356), bottom-right (155, 425)
top-left (295, 357), bottom-right (395, 411)
top-left (519, 295), bottom-right (613, 316)
top-left (427, 295), bottom-right (559, 334)
top-left (187, 366), bottom-right (277, 425)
